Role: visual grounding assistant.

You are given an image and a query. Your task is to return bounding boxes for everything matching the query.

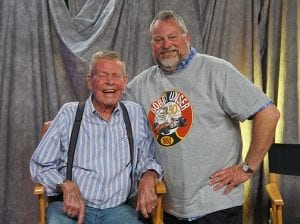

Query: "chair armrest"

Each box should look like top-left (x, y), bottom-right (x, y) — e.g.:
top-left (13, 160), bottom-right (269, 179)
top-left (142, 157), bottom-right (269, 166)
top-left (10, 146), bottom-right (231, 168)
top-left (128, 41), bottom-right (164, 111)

top-left (152, 180), bottom-right (166, 224)
top-left (265, 182), bottom-right (284, 205)
top-left (34, 183), bottom-right (45, 195)
top-left (155, 180), bottom-right (167, 194)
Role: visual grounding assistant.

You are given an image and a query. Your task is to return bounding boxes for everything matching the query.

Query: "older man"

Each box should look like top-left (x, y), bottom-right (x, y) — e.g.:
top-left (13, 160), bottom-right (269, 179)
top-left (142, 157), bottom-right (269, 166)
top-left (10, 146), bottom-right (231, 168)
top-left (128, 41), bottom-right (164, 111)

top-left (30, 50), bottom-right (162, 224)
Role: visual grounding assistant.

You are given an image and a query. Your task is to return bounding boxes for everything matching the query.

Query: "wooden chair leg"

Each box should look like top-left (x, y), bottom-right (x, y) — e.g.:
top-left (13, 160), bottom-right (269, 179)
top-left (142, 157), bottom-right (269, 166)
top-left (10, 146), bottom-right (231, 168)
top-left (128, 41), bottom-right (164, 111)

top-left (34, 183), bottom-right (46, 224)
top-left (276, 206), bottom-right (283, 224)
top-left (38, 194), bottom-right (46, 224)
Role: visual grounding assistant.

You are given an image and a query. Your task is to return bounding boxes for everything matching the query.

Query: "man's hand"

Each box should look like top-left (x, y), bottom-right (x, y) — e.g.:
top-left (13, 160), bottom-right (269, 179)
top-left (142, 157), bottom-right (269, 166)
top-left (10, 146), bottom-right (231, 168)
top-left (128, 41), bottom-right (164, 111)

top-left (208, 165), bottom-right (253, 194)
top-left (136, 170), bottom-right (158, 218)
top-left (61, 180), bottom-right (85, 224)
top-left (209, 105), bottom-right (279, 195)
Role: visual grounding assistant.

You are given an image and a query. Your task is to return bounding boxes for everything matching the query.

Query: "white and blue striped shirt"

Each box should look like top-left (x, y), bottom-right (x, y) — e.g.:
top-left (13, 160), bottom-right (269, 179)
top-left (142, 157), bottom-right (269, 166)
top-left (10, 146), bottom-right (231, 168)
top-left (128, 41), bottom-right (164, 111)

top-left (30, 97), bottom-right (162, 209)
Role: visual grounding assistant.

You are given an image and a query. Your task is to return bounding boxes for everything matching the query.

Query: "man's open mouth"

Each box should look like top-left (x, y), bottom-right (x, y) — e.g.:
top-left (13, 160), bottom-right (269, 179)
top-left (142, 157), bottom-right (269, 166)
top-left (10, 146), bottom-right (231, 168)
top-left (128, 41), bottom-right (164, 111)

top-left (103, 89), bottom-right (116, 93)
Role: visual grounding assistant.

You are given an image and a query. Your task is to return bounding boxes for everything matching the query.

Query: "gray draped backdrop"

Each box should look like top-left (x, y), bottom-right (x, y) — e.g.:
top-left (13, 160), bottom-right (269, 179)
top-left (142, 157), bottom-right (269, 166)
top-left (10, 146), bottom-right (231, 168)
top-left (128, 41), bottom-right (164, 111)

top-left (0, 0), bottom-right (299, 223)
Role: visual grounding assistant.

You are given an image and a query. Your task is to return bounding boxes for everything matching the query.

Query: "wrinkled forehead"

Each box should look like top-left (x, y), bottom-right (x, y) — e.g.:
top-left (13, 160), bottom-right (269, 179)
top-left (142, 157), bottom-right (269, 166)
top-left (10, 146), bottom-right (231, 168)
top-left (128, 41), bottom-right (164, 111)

top-left (151, 20), bottom-right (186, 37)
top-left (91, 58), bottom-right (126, 75)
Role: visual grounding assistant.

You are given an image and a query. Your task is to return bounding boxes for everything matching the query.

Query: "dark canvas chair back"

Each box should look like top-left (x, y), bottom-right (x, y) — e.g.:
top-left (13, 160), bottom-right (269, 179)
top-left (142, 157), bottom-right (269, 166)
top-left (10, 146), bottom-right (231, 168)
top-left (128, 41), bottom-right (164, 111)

top-left (266, 143), bottom-right (300, 224)
top-left (268, 143), bottom-right (300, 175)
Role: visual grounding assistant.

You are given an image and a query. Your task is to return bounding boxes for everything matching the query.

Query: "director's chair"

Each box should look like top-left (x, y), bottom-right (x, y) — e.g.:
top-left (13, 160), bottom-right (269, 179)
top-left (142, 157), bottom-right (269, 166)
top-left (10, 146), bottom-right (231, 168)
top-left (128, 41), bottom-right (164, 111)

top-left (33, 121), bottom-right (166, 224)
top-left (265, 143), bottom-right (300, 224)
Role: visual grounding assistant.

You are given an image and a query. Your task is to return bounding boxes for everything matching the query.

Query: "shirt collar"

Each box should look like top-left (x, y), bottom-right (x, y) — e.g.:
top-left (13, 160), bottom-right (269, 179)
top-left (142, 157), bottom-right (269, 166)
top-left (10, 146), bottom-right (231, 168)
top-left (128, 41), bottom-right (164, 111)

top-left (175, 46), bottom-right (196, 71)
top-left (87, 94), bottom-right (121, 117)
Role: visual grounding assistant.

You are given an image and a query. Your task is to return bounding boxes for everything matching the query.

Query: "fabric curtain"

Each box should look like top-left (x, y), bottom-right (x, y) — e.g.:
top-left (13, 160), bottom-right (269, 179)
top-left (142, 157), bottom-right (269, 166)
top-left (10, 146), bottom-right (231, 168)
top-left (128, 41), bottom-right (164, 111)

top-left (265, 0), bottom-right (300, 221)
top-left (0, 0), bottom-right (299, 223)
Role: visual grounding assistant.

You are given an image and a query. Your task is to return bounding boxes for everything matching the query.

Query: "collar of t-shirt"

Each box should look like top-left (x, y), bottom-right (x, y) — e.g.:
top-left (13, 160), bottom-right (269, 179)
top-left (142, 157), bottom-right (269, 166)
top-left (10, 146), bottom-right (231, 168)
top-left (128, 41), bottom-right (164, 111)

top-left (175, 46), bottom-right (197, 71)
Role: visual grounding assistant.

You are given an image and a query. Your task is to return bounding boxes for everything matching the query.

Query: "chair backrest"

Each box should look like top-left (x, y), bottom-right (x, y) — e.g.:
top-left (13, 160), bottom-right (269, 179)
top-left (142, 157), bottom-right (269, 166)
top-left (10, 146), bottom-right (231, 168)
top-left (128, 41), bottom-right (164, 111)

top-left (41, 121), bottom-right (52, 137)
top-left (268, 143), bottom-right (300, 176)
top-left (267, 143), bottom-right (300, 223)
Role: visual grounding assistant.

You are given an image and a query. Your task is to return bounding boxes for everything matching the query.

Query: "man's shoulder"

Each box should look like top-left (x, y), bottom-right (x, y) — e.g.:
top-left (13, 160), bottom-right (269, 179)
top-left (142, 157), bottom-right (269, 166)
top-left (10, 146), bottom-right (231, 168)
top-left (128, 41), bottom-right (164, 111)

top-left (120, 100), bottom-right (143, 111)
top-left (119, 101), bottom-right (148, 124)
top-left (61, 101), bottom-right (81, 109)
top-left (195, 53), bottom-right (232, 66)
top-left (131, 65), bottom-right (159, 82)
top-left (57, 101), bottom-right (83, 116)
top-left (191, 53), bottom-right (236, 74)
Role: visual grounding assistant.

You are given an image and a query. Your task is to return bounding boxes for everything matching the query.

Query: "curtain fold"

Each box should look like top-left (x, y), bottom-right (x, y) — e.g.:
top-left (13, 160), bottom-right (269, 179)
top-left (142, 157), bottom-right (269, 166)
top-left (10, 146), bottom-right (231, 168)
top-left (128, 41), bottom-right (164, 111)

top-left (266, 0), bottom-right (300, 221)
top-left (0, 0), bottom-right (299, 223)
top-left (49, 0), bottom-right (119, 55)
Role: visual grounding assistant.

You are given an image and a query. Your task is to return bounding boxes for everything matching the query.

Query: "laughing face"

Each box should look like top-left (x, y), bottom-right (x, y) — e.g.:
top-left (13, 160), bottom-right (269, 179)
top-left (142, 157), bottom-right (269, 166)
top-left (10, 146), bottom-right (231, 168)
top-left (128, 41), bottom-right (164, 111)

top-left (151, 20), bottom-right (190, 73)
top-left (87, 58), bottom-right (128, 113)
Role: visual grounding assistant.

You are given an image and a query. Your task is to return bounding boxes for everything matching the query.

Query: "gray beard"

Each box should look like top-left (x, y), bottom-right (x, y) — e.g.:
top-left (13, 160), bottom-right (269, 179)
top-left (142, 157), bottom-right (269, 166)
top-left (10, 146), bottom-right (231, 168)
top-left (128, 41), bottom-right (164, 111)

top-left (158, 55), bottom-right (180, 71)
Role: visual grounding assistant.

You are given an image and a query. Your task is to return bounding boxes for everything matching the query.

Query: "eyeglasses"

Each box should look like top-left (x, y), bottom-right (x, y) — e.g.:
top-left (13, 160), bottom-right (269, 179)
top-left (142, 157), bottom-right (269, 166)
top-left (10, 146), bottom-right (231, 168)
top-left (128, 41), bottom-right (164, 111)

top-left (92, 72), bottom-right (125, 81)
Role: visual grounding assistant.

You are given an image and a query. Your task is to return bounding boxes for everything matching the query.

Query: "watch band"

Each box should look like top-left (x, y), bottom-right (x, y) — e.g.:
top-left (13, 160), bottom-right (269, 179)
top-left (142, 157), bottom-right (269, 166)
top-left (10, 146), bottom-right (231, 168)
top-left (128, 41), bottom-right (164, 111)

top-left (242, 162), bottom-right (254, 174)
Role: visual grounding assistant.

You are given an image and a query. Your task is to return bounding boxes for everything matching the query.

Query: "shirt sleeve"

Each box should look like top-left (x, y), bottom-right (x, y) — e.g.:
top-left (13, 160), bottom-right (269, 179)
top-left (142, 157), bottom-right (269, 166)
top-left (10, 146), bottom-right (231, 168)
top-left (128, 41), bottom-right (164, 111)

top-left (134, 107), bottom-right (163, 180)
top-left (29, 104), bottom-right (72, 195)
top-left (219, 63), bottom-right (271, 122)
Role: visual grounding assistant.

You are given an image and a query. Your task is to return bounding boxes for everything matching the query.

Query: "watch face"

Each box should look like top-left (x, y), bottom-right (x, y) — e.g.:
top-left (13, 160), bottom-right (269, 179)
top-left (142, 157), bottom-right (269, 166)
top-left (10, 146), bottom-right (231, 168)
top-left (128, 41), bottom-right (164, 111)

top-left (242, 163), bottom-right (253, 173)
top-left (56, 182), bottom-right (64, 192)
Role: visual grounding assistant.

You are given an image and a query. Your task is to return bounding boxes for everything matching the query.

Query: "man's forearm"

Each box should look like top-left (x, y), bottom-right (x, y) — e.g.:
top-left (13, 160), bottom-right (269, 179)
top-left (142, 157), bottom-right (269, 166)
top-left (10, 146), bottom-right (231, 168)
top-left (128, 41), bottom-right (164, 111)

top-left (244, 104), bottom-right (280, 171)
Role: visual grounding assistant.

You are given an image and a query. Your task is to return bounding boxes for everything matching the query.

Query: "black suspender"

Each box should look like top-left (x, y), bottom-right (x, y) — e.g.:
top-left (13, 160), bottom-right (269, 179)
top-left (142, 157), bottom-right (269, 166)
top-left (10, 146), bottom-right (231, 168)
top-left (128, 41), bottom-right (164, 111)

top-left (66, 102), bottom-right (85, 181)
top-left (119, 102), bottom-right (135, 193)
top-left (66, 102), bottom-right (134, 193)
top-left (119, 102), bottom-right (134, 169)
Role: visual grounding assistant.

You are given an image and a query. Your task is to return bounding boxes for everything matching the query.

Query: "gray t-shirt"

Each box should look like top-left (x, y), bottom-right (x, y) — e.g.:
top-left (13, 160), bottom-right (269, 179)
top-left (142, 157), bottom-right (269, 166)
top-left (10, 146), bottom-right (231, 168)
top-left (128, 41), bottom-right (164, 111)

top-left (124, 53), bottom-right (271, 218)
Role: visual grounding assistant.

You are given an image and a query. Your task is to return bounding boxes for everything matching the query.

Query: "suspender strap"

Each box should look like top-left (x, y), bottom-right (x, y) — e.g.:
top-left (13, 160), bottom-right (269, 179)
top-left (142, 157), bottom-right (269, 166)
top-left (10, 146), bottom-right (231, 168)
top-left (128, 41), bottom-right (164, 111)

top-left (65, 101), bottom-right (134, 194)
top-left (119, 102), bottom-right (135, 193)
top-left (66, 102), bottom-right (85, 181)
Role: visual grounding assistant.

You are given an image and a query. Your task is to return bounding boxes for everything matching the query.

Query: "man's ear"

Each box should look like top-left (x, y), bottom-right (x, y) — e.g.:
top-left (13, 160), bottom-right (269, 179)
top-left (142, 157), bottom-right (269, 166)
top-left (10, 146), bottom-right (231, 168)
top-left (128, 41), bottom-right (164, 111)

top-left (187, 33), bottom-right (191, 41)
top-left (86, 74), bottom-right (93, 90)
top-left (123, 75), bottom-right (128, 86)
top-left (185, 33), bottom-right (191, 44)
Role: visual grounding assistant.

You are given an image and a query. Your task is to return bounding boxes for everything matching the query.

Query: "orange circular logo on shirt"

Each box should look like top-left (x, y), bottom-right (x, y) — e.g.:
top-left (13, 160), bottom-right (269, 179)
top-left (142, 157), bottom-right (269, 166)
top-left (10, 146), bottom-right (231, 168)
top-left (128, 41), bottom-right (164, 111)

top-left (148, 91), bottom-right (193, 147)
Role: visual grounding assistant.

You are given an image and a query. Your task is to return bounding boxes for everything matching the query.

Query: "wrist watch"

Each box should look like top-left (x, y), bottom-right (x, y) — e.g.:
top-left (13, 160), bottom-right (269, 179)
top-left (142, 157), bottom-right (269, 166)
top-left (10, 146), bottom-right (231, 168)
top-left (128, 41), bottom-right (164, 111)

top-left (242, 162), bottom-right (254, 174)
top-left (56, 180), bottom-right (66, 192)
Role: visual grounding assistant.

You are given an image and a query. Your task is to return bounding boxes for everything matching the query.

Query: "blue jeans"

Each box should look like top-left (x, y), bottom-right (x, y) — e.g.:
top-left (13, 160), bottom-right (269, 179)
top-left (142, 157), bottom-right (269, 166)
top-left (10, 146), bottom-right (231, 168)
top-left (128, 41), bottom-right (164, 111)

top-left (46, 201), bottom-right (143, 224)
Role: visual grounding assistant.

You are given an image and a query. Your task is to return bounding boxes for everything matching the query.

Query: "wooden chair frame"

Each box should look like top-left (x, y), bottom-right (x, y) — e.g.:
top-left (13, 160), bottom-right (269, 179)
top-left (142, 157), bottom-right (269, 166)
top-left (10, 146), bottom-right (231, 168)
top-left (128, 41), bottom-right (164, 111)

top-left (33, 121), bottom-right (166, 224)
top-left (265, 173), bottom-right (284, 224)
top-left (34, 181), bottom-right (166, 224)
top-left (265, 143), bottom-right (300, 224)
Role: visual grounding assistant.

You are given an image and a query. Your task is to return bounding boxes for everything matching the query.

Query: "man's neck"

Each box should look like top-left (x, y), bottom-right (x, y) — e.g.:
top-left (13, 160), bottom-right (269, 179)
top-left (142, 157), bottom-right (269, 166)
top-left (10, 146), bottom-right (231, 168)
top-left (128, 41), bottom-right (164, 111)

top-left (160, 47), bottom-right (196, 74)
top-left (91, 97), bottom-right (115, 121)
top-left (175, 47), bottom-right (196, 71)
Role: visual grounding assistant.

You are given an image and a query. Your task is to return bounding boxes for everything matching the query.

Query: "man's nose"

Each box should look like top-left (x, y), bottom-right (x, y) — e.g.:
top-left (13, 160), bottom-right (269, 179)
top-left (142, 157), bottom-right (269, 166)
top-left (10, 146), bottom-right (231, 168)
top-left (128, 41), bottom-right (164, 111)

top-left (105, 74), bottom-right (115, 83)
top-left (162, 38), bottom-right (172, 48)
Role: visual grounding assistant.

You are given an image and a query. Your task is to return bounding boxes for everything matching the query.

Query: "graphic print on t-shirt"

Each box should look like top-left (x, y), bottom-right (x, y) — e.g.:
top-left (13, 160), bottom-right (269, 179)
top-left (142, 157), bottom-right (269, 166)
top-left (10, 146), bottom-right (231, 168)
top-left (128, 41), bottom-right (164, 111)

top-left (148, 90), bottom-right (193, 147)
